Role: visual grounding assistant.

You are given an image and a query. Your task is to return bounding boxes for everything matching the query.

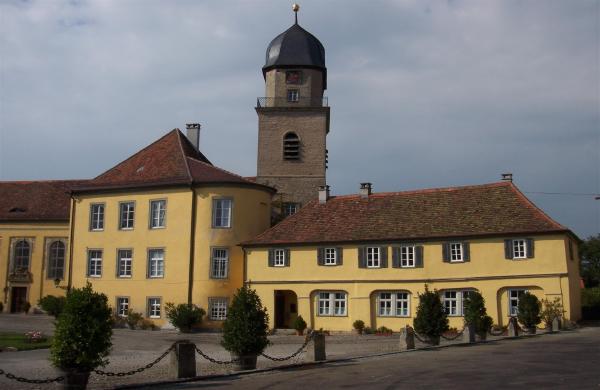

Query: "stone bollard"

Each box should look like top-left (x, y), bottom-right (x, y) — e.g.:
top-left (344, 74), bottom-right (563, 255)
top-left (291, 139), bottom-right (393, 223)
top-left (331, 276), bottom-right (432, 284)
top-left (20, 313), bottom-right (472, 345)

top-left (508, 317), bottom-right (519, 338)
top-left (552, 317), bottom-right (561, 332)
top-left (399, 325), bottom-right (415, 350)
top-left (311, 332), bottom-right (326, 362)
top-left (169, 340), bottom-right (197, 379)
top-left (463, 323), bottom-right (476, 343)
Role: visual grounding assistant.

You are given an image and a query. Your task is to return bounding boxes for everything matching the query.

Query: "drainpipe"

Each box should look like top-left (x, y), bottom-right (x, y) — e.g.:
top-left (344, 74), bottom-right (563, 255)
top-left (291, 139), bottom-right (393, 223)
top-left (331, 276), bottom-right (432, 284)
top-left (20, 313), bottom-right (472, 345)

top-left (67, 196), bottom-right (77, 290)
top-left (187, 187), bottom-right (197, 304)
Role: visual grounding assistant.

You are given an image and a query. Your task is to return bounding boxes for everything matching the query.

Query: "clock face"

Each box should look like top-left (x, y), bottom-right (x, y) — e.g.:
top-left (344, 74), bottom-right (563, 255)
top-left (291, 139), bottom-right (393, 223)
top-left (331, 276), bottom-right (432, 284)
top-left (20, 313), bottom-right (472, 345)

top-left (286, 71), bottom-right (302, 85)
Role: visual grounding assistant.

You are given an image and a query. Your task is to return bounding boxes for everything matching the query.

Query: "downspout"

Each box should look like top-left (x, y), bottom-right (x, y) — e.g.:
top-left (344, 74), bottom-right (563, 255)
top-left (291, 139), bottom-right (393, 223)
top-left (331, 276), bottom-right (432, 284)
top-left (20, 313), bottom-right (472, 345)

top-left (242, 247), bottom-right (248, 287)
top-left (187, 187), bottom-right (197, 304)
top-left (67, 195), bottom-right (77, 290)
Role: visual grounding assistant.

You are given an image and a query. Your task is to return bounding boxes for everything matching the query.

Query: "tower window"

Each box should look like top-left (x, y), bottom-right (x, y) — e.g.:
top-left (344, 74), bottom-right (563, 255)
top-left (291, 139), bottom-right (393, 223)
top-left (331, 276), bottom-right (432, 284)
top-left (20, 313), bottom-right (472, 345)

top-left (283, 132), bottom-right (300, 160)
top-left (287, 89), bottom-right (299, 102)
top-left (286, 71), bottom-right (302, 84)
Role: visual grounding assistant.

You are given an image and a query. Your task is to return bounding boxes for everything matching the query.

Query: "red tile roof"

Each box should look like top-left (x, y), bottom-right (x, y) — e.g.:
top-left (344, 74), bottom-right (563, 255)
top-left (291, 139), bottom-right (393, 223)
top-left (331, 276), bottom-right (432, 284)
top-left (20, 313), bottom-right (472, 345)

top-left (0, 180), bottom-right (86, 222)
top-left (242, 182), bottom-right (570, 246)
top-left (72, 129), bottom-right (274, 193)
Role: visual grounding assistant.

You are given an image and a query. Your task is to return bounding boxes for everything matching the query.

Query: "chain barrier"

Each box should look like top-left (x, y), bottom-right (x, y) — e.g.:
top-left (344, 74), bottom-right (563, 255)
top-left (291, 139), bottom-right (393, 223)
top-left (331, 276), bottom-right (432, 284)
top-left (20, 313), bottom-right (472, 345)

top-left (412, 330), bottom-right (430, 344)
top-left (260, 332), bottom-right (313, 362)
top-left (94, 343), bottom-right (176, 377)
top-left (195, 346), bottom-right (239, 365)
top-left (0, 369), bottom-right (64, 384)
top-left (440, 327), bottom-right (465, 341)
top-left (488, 327), bottom-right (505, 336)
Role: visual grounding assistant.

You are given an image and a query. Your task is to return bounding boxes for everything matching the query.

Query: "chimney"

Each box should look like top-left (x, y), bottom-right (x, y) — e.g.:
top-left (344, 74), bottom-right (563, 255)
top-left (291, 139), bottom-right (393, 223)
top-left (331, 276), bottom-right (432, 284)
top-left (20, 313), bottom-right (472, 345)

top-left (318, 185), bottom-right (330, 204)
top-left (186, 123), bottom-right (201, 151)
top-left (501, 173), bottom-right (513, 182)
top-left (360, 182), bottom-right (372, 198)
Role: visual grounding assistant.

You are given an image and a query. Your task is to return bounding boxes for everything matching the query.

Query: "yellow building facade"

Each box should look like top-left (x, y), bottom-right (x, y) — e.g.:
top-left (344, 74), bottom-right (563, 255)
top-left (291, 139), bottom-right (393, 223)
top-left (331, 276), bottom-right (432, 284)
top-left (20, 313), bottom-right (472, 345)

top-left (68, 129), bottom-right (273, 328)
top-left (243, 183), bottom-right (582, 331)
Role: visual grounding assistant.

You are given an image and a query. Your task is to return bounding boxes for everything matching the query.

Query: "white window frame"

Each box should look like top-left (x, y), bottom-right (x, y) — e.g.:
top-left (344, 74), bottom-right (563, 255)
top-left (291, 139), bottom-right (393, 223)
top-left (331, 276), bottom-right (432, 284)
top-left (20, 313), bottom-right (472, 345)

top-left (209, 298), bottom-right (228, 321)
top-left (212, 198), bottom-right (232, 228)
top-left (88, 249), bottom-right (102, 278)
top-left (449, 243), bottom-right (463, 262)
top-left (117, 249), bottom-right (132, 278)
top-left (283, 202), bottom-right (299, 217)
top-left (47, 240), bottom-right (66, 280)
top-left (366, 247), bottom-right (381, 268)
top-left (116, 297), bottom-right (129, 317)
top-left (273, 249), bottom-right (286, 267)
top-left (400, 245), bottom-right (415, 268)
top-left (149, 200), bottom-right (166, 229)
top-left (90, 203), bottom-right (104, 231)
top-left (324, 248), bottom-right (337, 266)
top-left (509, 289), bottom-right (527, 316)
top-left (147, 297), bottom-right (161, 319)
top-left (148, 249), bottom-right (164, 278)
top-left (119, 202), bottom-right (135, 230)
top-left (210, 248), bottom-right (229, 279)
top-left (13, 239), bottom-right (31, 270)
top-left (442, 290), bottom-right (473, 317)
top-left (512, 239), bottom-right (527, 259)
top-left (377, 291), bottom-right (410, 317)
top-left (287, 89), bottom-right (299, 102)
top-left (317, 292), bottom-right (347, 316)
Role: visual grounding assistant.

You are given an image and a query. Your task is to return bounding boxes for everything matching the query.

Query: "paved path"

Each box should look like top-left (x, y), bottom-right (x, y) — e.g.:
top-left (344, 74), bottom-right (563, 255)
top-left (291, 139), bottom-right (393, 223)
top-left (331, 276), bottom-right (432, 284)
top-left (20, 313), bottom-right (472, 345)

top-left (158, 327), bottom-right (600, 390)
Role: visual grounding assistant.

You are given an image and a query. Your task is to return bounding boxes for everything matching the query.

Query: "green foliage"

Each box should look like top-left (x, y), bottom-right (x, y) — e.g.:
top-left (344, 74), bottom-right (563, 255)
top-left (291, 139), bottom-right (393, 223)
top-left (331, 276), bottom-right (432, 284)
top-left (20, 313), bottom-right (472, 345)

top-left (0, 332), bottom-right (52, 351)
top-left (376, 326), bottom-right (393, 335)
top-left (38, 295), bottom-right (66, 318)
top-left (126, 312), bottom-right (143, 330)
top-left (517, 292), bottom-right (542, 329)
top-left (0, 302), bottom-right (4, 312)
top-left (139, 319), bottom-right (157, 330)
top-left (464, 291), bottom-right (493, 336)
top-left (413, 285), bottom-right (449, 339)
top-left (221, 286), bottom-right (269, 355)
top-left (363, 326), bottom-right (373, 334)
top-left (164, 303), bottom-right (205, 333)
top-left (50, 283), bottom-right (113, 372)
top-left (352, 320), bottom-right (365, 332)
top-left (293, 315), bottom-right (307, 332)
top-left (23, 301), bottom-right (31, 314)
top-left (540, 297), bottom-right (565, 327)
top-left (111, 315), bottom-right (127, 329)
top-left (582, 287), bottom-right (600, 320)
top-left (580, 234), bottom-right (600, 287)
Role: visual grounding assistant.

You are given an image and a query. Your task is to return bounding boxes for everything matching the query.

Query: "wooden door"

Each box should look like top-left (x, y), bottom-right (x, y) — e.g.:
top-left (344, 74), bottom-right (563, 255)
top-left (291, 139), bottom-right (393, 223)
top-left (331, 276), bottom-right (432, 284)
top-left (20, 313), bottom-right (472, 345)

top-left (10, 287), bottom-right (27, 313)
top-left (275, 292), bottom-right (285, 328)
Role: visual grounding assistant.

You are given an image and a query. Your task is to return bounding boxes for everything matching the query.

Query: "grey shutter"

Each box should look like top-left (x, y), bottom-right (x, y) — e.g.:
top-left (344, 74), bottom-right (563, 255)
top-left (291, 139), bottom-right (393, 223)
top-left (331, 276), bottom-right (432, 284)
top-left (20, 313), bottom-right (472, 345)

top-left (284, 249), bottom-right (291, 266)
top-left (442, 243), bottom-right (450, 262)
top-left (504, 239), bottom-right (513, 259)
top-left (526, 239), bottom-right (534, 258)
top-left (336, 247), bottom-right (343, 265)
top-left (380, 246), bottom-right (388, 268)
top-left (317, 248), bottom-right (325, 266)
top-left (392, 247), bottom-right (400, 268)
top-left (268, 249), bottom-right (274, 267)
top-left (415, 246), bottom-right (424, 268)
top-left (358, 247), bottom-right (366, 268)
top-left (462, 242), bottom-right (470, 262)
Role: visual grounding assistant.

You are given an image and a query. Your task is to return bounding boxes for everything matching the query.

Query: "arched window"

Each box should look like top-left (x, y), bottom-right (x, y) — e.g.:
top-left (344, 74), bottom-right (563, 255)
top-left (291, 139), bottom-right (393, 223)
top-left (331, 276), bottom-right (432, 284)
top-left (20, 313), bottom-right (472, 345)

top-left (14, 240), bottom-right (30, 270)
top-left (283, 132), bottom-right (300, 160)
top-left (48, 241), bottom-right (66, 280)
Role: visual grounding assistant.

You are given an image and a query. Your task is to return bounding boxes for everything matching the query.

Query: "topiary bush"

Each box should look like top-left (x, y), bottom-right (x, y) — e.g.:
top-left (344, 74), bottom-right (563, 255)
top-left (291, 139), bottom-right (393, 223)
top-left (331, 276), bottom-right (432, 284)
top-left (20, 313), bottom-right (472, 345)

top-left (165, 303), bottom-right (205, 333)
top-left (413, 285), bottom-right (448, 345)
top-left (38, 295), bottom-right (66, 318)
top-left (517, 292), bottom-right (542, 330)
top-left (353, 319), bottom-right (365, 334)
top-left (464, 291), bottom-right (493, 337)
top-left (222, 286), bottom-right (269, 356)
top-left (292, 315), bottom-right (307, 335)
top-left (50, 283), bottom-right (112, 373)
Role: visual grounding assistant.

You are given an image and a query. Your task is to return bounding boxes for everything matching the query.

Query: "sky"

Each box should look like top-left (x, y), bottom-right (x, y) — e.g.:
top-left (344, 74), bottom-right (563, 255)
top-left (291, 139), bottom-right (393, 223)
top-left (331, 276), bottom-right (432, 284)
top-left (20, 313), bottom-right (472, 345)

top-left (0, 0), bottom-right (599, 238)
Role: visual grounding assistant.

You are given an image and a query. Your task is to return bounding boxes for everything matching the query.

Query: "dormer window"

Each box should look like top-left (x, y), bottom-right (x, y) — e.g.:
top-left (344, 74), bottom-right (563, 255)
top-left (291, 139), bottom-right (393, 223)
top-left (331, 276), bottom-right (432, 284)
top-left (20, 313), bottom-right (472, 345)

top-left (283, 132), bottom-right (300, 160)
top-left (9, 207), bottom-right (26, 213)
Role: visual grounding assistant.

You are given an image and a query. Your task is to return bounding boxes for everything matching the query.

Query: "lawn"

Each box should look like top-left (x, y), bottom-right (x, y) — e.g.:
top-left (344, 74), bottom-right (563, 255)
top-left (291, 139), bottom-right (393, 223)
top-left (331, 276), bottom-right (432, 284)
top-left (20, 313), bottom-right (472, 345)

top-left (0, 332), bottom-right (52, 351)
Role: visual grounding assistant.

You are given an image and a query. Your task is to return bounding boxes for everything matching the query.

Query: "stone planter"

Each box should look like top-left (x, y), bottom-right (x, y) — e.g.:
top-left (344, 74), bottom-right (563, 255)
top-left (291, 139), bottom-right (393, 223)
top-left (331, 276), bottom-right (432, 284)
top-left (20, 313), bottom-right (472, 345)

top-left (475, 332), bottom-right (487, 342)
top-left (232, 354), bottom-right (258, 371)
top-left (62, 370), bottom-right (90, 390)
top-left (295, 329), bottom-right (304, 336)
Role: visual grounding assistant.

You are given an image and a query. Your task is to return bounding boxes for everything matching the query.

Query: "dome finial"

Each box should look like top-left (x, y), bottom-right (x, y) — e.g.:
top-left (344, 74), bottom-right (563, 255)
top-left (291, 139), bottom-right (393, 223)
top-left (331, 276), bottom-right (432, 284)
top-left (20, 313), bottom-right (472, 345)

top-left (292, 3), bottom-right (300, 24)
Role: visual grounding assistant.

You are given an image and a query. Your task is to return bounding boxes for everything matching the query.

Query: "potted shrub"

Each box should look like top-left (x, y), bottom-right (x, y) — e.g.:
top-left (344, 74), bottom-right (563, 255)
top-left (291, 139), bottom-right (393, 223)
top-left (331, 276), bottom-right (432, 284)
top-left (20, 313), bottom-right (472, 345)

top-left (540, 297), bottom-right (564, 329)
top-left (352, 320), bottom-right (365, 335)
top-left (38, 295), bottom-right (66, 318)
top-left (463, 291), bottom-right (493, 341)
top-left (50, 283), bottom-right (112, 390)
top-left (517, 292), bottom-right (542, 333)
top-left (165, 303), bottom-right (205, 333)
top-left (222, 286), bottom-right (269, 370)
top-left (413, 285), bottom-right (448, 345)
top-left (126, 311), bottom-right (143, 330)
top-left (293, 315), bottom-right (307, 336)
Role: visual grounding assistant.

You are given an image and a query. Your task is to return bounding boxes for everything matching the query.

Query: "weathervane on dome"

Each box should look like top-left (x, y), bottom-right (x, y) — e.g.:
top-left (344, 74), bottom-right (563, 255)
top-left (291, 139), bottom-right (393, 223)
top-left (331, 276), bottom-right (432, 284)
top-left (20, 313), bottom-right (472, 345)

top-left (293, 3), bottom-right (300, 24)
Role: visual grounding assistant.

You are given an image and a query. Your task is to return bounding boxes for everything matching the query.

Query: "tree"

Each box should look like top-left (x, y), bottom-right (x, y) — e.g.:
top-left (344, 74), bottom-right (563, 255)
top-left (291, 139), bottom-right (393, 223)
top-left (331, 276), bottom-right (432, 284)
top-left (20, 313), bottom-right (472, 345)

top-left (38, 295), bottom-right (66, 318)
top-left (580, 234), bottom-right (600, 287)
top-left (464, 291), bottom-right (493, 338)
top-left (413, 285), bottom-right (448, 345)
top-left (517, 292), bottom-right (542, 330)
top-left (164, 303), bottom-right (205, 333)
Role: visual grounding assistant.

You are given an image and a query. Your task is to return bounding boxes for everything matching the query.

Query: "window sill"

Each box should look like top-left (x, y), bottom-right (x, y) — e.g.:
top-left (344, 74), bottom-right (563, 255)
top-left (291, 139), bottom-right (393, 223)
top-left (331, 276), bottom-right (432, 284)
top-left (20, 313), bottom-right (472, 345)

top-left (150, 226), bottom-right (166, 230)
top-left (119, 228), bottom-right (134, 231)
top-left (377, 315), bottom-right (411, 318)
top-left (117, 276), bottom-right (132, 279)
top-left (212, 226), bottom-right (232, 229)
top-left (148, 276), bottom-right (164, 279)
top-left (90, 229), bottom-right (104, 232)
top-left (88, 275), bottom-right (102, 278)
top-left (317, 314), bottom-right (348, 317)
top-left (210, 276), bottom-right (229, 280)
top-left (149, 316), bottom-right (161, 319)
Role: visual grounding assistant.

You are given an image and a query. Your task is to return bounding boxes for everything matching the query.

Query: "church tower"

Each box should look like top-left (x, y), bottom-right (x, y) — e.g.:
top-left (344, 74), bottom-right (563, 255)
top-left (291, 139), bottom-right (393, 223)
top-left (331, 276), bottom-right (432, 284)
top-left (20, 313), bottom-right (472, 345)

top-left (256, 5), bottom-right (330, 219)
